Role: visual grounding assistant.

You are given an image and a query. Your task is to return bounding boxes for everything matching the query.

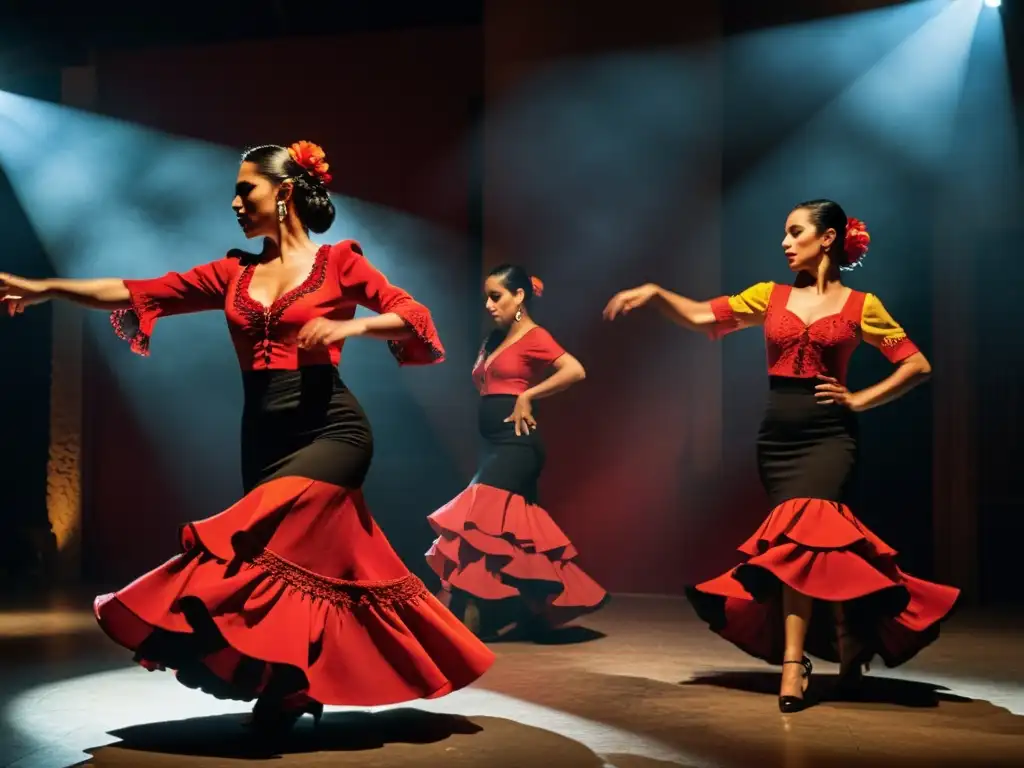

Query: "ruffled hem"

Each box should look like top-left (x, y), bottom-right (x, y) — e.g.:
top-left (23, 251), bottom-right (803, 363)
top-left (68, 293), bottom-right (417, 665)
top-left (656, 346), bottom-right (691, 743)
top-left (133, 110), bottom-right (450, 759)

top-left (110, 288), bottom-right (160, 357)
top-left (95, 478), bottom-right (494, 706)
top-left (738, 497), bottom-right (897, 560)
top-left (425, 483), bottom-right (608, 624)
top-left (386, 298), bottom-right (446, 366)
top-left (686, 497), bottom-right (960, 667)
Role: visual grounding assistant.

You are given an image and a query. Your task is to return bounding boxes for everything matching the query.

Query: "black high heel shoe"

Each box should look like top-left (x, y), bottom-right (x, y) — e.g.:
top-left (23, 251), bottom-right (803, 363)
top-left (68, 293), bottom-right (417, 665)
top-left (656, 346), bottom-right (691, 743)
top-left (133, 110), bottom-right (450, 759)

top-left (834, 625), bottom-right (871, 698)
top-left (835, 652), bottom-right (872, 698)
top-left (518, 602), bottom-right (555, 642)
top-left (248, 696), bottom-right (324, 737)
top-left (778, 656), bottom-right (813, 713)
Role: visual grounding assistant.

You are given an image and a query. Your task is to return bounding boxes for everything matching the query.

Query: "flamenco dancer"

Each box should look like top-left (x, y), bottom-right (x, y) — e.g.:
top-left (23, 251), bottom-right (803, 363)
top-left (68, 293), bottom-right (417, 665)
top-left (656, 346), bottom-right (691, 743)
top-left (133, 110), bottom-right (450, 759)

top-left (0, 141), bottom-right (494, 732)
top-left (603, 199), bottom-right (959, 712)
top-left (426, 265), bottom-right (608, 640)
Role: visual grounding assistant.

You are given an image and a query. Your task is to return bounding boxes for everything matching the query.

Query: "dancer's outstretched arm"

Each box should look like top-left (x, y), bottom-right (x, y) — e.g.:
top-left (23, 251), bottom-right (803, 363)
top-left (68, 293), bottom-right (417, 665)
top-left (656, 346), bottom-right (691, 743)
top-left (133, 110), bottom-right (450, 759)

top-left (603, 283), bottom-right (717, 331)
top-left (605, 281), bottom-right (774, 336)
top-left (0, 273), bottom-right (131, 313)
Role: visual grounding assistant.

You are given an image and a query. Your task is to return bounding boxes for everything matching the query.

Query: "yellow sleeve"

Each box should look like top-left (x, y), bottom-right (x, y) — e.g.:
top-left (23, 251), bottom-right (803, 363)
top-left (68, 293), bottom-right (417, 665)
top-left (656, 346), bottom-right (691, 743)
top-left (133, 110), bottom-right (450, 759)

top-left (861, 293), bottom-right (920, 363)
top-left (707, 282), bottom-right (774, 339)
top-left (728, 282), bottom-right (773, 316)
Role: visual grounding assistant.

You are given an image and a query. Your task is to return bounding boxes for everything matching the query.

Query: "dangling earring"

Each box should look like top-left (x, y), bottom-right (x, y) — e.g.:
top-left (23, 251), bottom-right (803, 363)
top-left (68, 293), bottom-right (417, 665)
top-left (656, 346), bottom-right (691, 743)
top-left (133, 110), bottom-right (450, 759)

top-left (277, 200), bottom-right (287, 221)
top-left (514, 307), bottom-right (522, 323)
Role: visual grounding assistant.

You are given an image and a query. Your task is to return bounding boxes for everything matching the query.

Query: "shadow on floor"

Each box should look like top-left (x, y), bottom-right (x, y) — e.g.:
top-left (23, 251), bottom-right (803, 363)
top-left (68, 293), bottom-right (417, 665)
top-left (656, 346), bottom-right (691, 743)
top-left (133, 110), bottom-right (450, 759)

top-left (77, 710), bottom-right (615, 767)
top-left (682, 669), bottom-right (974, 709)
top-left (490, 625), bottom-right (608, 645)
top-left (94, 709), bottom-right (480, 759)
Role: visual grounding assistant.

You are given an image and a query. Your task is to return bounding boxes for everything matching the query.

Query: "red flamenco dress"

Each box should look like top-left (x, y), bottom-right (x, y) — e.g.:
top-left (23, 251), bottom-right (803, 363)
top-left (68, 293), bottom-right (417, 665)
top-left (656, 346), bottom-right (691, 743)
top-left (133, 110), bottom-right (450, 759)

top-left (685, 282), bottom-right (959, 668)
top-left (94, 240), bottom-right (495, 714)
top-left (425, 326), bottom-right (608, 635)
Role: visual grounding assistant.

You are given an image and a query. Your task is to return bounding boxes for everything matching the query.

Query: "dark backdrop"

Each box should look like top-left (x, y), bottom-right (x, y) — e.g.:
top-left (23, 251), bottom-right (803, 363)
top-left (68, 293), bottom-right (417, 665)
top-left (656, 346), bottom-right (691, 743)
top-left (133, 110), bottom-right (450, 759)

top-left (0, 1), bottom-right (1019, 602)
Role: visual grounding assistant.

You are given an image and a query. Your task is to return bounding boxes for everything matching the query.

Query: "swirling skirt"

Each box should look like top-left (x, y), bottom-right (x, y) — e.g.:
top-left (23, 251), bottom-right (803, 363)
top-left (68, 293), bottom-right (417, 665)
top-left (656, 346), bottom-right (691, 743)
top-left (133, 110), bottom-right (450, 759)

top-left (95, 366), bottom-right (494, 706)
top-left (426, 395), bottom-right (608, 628)
top-left (685, 376), bottom-right (959, 667)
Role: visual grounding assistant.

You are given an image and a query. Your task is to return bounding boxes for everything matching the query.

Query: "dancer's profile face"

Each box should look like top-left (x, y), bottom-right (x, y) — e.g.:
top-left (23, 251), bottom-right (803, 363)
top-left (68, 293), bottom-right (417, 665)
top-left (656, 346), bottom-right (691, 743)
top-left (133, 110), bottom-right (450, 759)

top-left (782, 207), bottom-right (836, 274)
top-left (483, 276), bottom-right (523, 328)
top-left (232, 161), bottom-right (287, 239)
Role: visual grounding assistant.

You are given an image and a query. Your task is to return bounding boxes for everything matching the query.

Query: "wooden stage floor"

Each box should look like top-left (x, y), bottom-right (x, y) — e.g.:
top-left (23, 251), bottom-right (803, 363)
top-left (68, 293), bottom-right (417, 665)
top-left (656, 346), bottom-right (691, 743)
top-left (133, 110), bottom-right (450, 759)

top-left (1, 592), bottom-right (1022, 767)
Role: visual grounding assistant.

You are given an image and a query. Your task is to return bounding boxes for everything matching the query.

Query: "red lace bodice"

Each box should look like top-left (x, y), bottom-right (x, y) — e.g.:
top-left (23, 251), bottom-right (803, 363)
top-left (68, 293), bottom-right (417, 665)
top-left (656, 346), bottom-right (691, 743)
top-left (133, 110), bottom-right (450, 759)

top-left (710, 283), bottom-right (919, 384)
top-left (472, 326), bottom-right (566, 396)
top-left (110, 240), bottom-right (444, 369)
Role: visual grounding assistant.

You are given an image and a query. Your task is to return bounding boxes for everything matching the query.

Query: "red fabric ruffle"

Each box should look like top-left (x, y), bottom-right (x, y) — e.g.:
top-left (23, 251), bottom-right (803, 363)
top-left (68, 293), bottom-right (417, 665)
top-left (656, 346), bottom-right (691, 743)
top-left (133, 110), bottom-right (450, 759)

top-left (425, 483), bottom-right (608, 624)
top-left (110, 287), bottom-right (160, 357)
top-left (686, 497), bottom-right (960, 667)
top-left (386, 298), bottom-right (446, 366)
top-left (94, 477), bottom-right (494, 706)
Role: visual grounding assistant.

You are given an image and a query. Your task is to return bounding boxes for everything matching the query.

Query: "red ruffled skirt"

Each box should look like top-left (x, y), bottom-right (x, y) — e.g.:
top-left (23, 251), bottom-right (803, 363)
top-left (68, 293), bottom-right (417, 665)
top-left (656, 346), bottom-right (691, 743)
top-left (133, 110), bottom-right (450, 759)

top-left (425, 482), bottom-right (608, 626)
top-left (685, 497), bottom-right (960, 666)
top-left (95, 476), bottom-right (496, 706)
top-left (687, 378), bottom-right (959, 667)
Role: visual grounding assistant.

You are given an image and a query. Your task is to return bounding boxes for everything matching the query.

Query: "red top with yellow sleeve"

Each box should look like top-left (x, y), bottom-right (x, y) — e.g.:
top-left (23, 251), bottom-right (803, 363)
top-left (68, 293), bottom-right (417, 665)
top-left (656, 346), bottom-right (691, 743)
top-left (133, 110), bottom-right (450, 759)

top-left (708, 281), bottom-right (919, 384)
top-left (109, 240), bottom-right (444, 369)
top-left (472, 326), bottom-right (566, 396)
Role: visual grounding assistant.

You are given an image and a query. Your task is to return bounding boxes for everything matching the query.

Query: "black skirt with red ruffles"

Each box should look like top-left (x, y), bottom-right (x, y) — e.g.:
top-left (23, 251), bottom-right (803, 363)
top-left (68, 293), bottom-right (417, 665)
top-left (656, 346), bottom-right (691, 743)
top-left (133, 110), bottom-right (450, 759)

top-left (95, 366), bottom-right (494, 706)
top-left (686, 376), bottom-right (959, 667)
top-left (426, 395), bottom-right (608, 630)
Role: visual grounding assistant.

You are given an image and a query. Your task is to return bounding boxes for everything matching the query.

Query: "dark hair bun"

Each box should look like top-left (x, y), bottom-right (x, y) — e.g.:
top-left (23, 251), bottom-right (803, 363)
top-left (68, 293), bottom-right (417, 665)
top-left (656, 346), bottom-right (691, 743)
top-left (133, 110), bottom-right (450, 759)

top-left (292, 174), bottom-right (336, 234)
top-left (487, 263), bottom-right (540, 304)
top-left (241, 143), bottom-right (336, 233)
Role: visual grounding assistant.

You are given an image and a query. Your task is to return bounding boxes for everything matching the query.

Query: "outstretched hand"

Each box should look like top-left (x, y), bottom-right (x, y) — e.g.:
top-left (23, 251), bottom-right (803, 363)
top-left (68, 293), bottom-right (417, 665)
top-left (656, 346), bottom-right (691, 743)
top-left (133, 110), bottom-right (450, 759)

top-left (602, 283), bottom-right (658, 321)
top-left (0, 273), bottom-right (49, 316)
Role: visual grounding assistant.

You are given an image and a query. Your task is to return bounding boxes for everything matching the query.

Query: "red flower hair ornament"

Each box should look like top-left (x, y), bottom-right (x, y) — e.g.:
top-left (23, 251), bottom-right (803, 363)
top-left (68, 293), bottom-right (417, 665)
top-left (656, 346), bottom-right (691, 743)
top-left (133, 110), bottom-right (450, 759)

top-left (288, 140), bottom-right (333, 185)
top-left (842, 217), bottom-right (870, 270)
top-left (530, 276), bottom-right (544, 297)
